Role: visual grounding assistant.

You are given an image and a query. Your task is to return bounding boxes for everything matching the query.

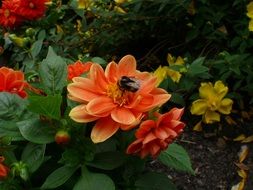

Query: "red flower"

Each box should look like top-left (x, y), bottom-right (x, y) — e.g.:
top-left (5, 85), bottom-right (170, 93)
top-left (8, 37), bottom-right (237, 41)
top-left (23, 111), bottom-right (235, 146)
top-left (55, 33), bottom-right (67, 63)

top-left (0, 0), bottom-right (23, 28)
top-left (16, 0), bottom-right (47, 20)
top-left (67, 61), bottom-right (93, 80)
top-left (127, 108), bottom-right (185, 158)
top-left (0, 67), bottom-right (28, 98)
top-left (0, 156), bottom-right (9, 179)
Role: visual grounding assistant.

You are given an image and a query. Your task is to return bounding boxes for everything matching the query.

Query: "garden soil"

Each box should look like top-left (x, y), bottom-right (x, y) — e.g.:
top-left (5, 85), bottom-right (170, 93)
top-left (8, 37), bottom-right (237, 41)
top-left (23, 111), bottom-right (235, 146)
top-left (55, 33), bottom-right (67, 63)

top-left (149, 128), bottom-right (253, 190)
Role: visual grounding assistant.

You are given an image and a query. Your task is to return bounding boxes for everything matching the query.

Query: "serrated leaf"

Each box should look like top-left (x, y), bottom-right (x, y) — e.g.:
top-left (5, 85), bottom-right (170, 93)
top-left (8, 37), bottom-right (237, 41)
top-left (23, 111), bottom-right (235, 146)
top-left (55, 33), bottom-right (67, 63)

top-left (28, 95), bottom-right (62, 120)
top-left (41, 165), bottom-right (78, 189)
top-left (158, 143), bottom-right (194, 174)
top-left (73, 167), bottom-right (115, 190)
top-left (135, 172), bottom-right (176, 190)
top-left (17, 118), bottom-right (55, 144)
top-left (21, 143), bottom-right (46, 173)
top-left (87, 151), bottom-right (126, 170)
top-left (39, 46), bottom-right (67, 95)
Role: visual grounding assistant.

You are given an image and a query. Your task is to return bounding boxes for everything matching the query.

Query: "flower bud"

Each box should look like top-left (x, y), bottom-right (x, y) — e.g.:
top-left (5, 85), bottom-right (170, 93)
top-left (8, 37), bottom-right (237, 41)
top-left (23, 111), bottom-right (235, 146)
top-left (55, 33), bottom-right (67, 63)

top-left (25, 28), bottom-right (35, 37)
top-left (11, 161), bottom-right (28, 181)
top-left (8, 34), bottom-right (30, 48)
top-left (55, 130), bottom-right (71, 145)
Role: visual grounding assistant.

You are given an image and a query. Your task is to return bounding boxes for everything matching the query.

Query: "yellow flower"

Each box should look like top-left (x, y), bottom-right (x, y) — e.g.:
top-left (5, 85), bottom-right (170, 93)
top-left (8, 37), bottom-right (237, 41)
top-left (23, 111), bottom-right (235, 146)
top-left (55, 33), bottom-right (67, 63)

top-left (77, 0), bottom-right (93, 9)
top-left (114, 0), bottom-right (131, 4)
top-left (249, 19), bottom-right (253, 31)
top-left (153, 66), bottom-right (168, 86)
top-left (247, 2), bottom-right (253, 19)
top-left (167, 53), bottom-right (184, 66)
top-left (154, 53), bottom-right (185, 86)
top-left (190, 81), bottom-right (233, 124)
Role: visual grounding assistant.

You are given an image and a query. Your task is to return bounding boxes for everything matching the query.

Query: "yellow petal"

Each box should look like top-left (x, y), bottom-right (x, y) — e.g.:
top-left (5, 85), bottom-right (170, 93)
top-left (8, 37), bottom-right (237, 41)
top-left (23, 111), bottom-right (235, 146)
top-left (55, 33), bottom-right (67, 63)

top-left (238, 145), bottom-right (249, 163)
top-left (193, 121), bottom-right (202, 131)
top-left (249, 19), bottom-right (253, 32)
top-left (175, 56), bottom-right (185, 65)
top-left (218, 98), bottom-right (233, 114)
top-left (153, 66), bottom-right (168, 86)
top-left (190, 99), bottom-right (208, 115)
top-left (114, 6), bottom-right (127, 14)
top-left (214, 80), bottom-right (228, 99)
top-left (203, 110), bottom-right (220, 124)
top-left (166, 68), bottom-right (182, 83)
top-left (231, 179), bottom-right (246, 190)
top-left (199, 82), bottom-right (214, 99)
top-left (237, 169), bottom-right (247, 179)
top-left (241, 135), bottom-right (253, 143)
top-left (233, 134), bottom-right (246, 141)
top-left (247, 2), bottom-right (253, 18)
top-left (167, 53), bottom-right (175, 65)
top-left (77, 0), bottom-right (92, 9)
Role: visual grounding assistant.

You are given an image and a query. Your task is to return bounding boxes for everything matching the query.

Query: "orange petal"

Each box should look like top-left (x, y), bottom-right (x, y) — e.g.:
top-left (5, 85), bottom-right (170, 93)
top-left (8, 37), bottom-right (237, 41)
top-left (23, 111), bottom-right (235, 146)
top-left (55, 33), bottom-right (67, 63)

top-left (69, 104), bottom-right (98, 122)
top-left (118, 55), bottom-right (137, 77)
top-left (136, 120), bottom-right (156, 138)
top-left (126, 138), bottom-right (143, 154)
top-left (158, 108), bottom-right (184, 126)
top-left (86, 96), bottom-right (116, 117)
top-left (139, 77), bottom-right (157, 93)
top-left (91, 117), bottom-right (120, 143)
top-left (111, 107), bottom-right (137, 125)
top-left (89, 64), bottom-right (108, 91)
top-left (67, 78), bottom-right (101, 102)
top-left (155, 128), bottom-right (169, 140)
top-left (105, 61), bottom-right (118, 83)
top-left (143, 132), bottom-right (157, 144)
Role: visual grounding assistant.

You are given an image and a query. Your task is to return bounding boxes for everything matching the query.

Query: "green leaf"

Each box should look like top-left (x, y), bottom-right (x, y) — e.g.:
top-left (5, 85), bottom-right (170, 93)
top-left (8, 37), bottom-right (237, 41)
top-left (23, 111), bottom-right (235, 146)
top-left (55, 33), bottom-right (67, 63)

top-left (73, 167), bottom-right (115, 190)
top-left (0, 92), bottom-right (28, 121)
top-left (0, 121), bottom-right (24, 141)
top-left (87, 151), bottom-right (126, 170)
top-left (39, 46), bottom-right (67, 95)
top-left (170, 92), bottom-right (185, 106)
top-left (17, 118), bottom-right (55, 144)
top-left (21, 143), bottom-right (46, 173)
top-left (158, 143), bottom-right (194, 174)
top-left (91, 57), bottom-right (107, 66)
top-left (187, 57), bottom-right (209, 76)
top-left (135, 172), bottom-right (176, 190)
top-left (41, 165), bottom-right (78, 189)
top-left (28, 94), bottom-right (62, 120)
top-left (31, 40), bottom-right (43, 58)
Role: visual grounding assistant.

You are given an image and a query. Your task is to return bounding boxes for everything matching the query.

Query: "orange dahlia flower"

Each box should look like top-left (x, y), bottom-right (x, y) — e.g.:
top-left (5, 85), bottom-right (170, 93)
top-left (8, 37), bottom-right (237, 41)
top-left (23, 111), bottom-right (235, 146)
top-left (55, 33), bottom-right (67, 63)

top-left (0, 67), bottom-right (28, 98)
top-left (67, 61), bottom-right (93, 80)
top-left (16, 0), bottom-right (47, 20)
top-left (0, 156), bottom-right (9, 179)
top-left (67, 55), bottom-right (171, 143)
top-left (0, 0), bottom-right (23, 28)
top-left (126, 108), bottom-right (185, 158)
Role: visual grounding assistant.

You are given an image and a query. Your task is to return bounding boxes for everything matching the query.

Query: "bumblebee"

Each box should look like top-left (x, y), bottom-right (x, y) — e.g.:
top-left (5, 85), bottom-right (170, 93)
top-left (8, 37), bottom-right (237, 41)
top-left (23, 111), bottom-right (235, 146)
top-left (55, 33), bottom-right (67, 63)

top-left (118, 76), bottom-right (141, 92)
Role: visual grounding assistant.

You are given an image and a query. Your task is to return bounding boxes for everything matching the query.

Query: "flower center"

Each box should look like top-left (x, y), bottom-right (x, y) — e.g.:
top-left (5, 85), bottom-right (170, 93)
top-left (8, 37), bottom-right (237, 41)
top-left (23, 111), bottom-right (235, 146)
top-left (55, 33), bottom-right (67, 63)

top-left (4, 9), bottom-right (10, 17)
top-left (29, 2), bottom-right (35, 8)
top-left (107, 83), bottom-right (128, 106)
